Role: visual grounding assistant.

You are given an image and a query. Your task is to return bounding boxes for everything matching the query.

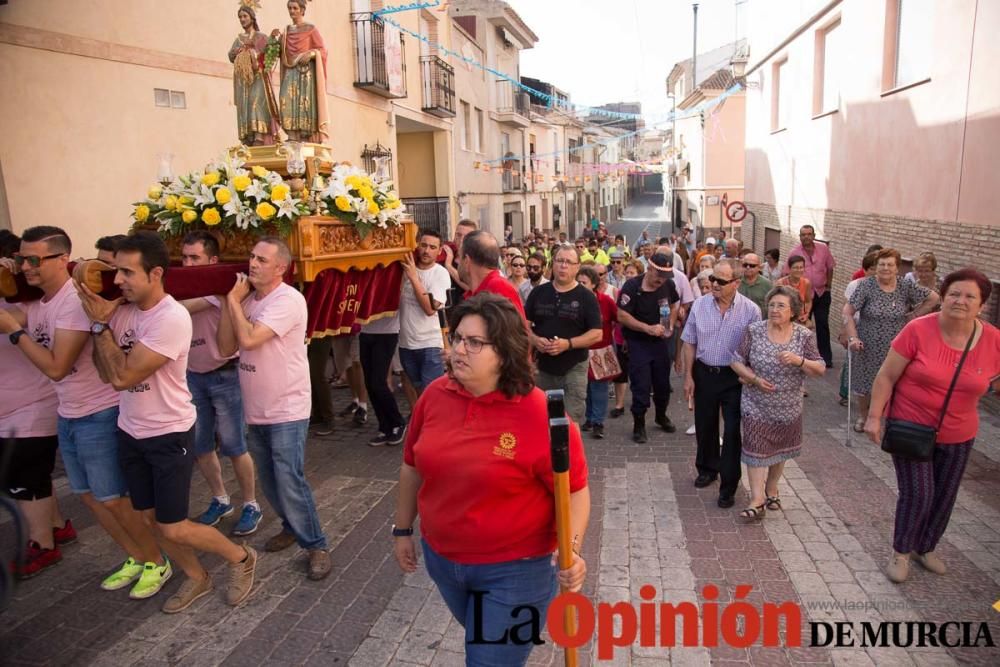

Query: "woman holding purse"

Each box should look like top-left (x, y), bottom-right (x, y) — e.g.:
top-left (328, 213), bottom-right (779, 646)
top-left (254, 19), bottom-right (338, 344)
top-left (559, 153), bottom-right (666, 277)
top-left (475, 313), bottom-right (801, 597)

top-left (577, 266), bottom-right (619, 439)
top-left (864, 269), bottom-right (1000, 583)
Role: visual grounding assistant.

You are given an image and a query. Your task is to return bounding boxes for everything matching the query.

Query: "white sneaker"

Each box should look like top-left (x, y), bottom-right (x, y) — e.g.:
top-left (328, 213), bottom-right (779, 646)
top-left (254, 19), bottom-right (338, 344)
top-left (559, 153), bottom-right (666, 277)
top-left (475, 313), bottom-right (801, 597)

top-left (685, 424), bottom-right (696, 435)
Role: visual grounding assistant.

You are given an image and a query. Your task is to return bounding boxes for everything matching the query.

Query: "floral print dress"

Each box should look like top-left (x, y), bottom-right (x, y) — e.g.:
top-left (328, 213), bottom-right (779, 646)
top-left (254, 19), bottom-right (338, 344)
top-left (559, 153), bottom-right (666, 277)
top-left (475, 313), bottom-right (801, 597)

top-left (734, 321), bottom-right (823, 467)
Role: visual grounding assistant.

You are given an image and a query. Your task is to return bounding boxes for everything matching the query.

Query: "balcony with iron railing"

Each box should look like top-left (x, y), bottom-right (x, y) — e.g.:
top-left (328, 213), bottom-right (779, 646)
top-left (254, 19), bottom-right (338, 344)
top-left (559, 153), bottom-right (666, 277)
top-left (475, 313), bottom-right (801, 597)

top-left (419, 56), bottom-right (455, 118)
top-left (351, 12), bottom-right (407, 99)
top-left (401, 197), bottom-right (450, 238)
top-left (494, 80), bottom-right (531, 127)
top-left (502, 165), bottom-right (522, 193)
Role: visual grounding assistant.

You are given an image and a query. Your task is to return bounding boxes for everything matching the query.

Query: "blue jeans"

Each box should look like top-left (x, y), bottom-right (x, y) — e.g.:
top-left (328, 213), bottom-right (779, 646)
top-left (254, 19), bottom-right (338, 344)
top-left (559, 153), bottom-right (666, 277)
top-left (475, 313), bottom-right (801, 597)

top-left (422, 540), bottom-right (557, 667)
top-left (187, 366), bottom-right (247, 457)
top-left (246, 419), bottom-right (326, 550)
top-left (58, 406), bottom-right (127, 501)
top-left (399, 346), bottom-right (445, 391)
top-left (585, 379), bottom-right (609, 425)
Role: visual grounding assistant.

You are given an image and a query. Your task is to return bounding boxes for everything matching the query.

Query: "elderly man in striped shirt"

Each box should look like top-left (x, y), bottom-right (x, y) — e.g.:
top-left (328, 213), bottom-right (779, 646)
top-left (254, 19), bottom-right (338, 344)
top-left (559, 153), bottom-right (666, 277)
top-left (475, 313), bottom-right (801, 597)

top-left (681, 260), bottom-right (762, 508)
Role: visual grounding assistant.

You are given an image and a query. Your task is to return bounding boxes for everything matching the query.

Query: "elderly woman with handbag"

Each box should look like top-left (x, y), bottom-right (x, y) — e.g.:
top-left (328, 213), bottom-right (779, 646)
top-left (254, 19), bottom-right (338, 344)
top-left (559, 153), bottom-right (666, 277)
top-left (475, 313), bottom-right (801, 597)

top-left (864, 269), bottom-right (1000, 583)
top-left (393, 293), bottom-right (590, 666)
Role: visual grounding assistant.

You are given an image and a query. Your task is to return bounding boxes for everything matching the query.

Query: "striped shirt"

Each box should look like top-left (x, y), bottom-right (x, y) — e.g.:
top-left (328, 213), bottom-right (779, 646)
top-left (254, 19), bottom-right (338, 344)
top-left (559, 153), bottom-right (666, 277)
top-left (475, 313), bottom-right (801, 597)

top-left (681, 292), bottom-right (762, 366)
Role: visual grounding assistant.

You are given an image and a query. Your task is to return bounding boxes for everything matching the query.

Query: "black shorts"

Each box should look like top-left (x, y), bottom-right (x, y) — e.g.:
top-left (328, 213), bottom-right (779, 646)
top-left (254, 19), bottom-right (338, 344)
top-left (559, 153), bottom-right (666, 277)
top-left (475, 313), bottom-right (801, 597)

top-left (117, 427), bottom-right (195, 524)
top-left (1, 435), bottom-right (58, 501)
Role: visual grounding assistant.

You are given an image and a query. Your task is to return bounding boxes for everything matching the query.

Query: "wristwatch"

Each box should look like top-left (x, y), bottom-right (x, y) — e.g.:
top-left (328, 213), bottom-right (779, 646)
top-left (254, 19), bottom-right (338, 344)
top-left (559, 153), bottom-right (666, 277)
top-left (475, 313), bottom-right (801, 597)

top-left (90, 321), bottom-right (110, 336)
top-left (391, 524), bottom-right (414, 537)
top-left (8, 329), bottom-right (26, 346)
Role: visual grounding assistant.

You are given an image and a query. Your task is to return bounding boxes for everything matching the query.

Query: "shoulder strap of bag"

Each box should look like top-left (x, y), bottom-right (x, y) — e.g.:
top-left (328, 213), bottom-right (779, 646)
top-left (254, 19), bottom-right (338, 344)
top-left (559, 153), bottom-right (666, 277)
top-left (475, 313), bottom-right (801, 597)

top-left (935, 321), bottom-right (977, 431)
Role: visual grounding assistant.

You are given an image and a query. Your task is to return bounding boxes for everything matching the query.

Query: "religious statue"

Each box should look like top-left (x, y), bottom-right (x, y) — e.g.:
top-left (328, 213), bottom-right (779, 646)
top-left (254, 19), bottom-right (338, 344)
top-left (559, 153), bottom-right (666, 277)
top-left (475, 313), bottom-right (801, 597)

top-left (271, 0), bottom-right (329, 144)
top-left (228, 4), bottom-right (278, 146)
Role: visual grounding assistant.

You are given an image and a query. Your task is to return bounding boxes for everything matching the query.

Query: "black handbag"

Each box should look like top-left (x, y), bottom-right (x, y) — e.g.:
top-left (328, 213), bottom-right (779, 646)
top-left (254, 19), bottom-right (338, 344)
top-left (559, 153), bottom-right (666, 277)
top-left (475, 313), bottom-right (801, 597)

top-left (880, 322), bottom-right (976, 462)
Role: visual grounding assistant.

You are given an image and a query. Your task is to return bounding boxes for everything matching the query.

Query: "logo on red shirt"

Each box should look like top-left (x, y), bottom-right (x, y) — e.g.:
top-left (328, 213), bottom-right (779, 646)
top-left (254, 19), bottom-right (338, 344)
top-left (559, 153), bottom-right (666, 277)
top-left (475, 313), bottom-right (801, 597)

top-left (493, 432), bottom-right (517, 460)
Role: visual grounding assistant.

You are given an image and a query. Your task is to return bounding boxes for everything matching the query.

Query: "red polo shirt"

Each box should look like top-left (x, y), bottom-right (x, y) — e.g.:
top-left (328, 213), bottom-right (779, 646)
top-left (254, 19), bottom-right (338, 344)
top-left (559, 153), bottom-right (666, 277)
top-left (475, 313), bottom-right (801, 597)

top-left (403, 377), bottom-right (588, 564)
top-left (466, 269), bottom-right (526, 317)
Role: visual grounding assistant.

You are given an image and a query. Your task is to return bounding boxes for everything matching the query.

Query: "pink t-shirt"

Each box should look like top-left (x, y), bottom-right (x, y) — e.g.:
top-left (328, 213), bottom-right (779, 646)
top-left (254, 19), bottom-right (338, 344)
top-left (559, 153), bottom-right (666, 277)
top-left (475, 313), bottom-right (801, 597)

top-left (783, 241), bottom-right (836, 296)
top-left (21, 279), bottom-right (119, 419)
top-left (0, 302), bottom-right (58, 438)
top-left (238, 283), bottom-right (311, 425)
top-left (188, 297), bottom-right (235, 373)
top-left (890, 314), bottom-right (1000, 444)
top-left (110, 296), bottom-right (196, 439)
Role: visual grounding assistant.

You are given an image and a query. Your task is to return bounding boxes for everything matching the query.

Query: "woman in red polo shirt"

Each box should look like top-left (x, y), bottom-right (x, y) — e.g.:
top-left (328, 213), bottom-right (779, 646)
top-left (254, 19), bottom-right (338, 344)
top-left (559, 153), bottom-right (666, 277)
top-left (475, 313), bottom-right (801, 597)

top-left (393, 293), bottom-right (590, 666)
top-left (864, 269), bottom-right (1000, 584)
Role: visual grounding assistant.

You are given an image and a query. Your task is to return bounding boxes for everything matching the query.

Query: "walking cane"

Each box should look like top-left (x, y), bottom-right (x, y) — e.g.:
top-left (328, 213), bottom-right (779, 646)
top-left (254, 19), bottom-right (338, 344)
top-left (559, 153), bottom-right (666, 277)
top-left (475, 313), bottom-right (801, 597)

top-left (845, 346), bottom-right (853, 447)
top-left (547, 390), bottom-right (578, 667)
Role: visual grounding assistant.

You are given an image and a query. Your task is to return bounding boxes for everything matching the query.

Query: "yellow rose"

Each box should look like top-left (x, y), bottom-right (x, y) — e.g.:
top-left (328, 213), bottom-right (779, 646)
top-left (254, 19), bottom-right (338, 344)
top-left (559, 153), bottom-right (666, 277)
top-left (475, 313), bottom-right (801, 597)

top-left (270, 184), bottom-right (290, 202)
top-left (386, 198), bottom-right (401, 210)
top-left (360, 176), bottom-right (373, 190)
top-left (334, 195), bottom-right (353, 212)
top-left (201, 171), bottom-right (221, 187)
top-left (251, 165), bottom-right (269, 178)
top-left (164, 195), bottom-right (178, 211)
top-left (345, 175), bottom-right (363, 190)
top-left (201, 207), bottom-right (222, 226)
top-left (215, 187), bottom-right (232, 205)
top-left (182, 209), bottom-right (198, 224)
top-left (256, 202), bottom-right (277, 220)
top-left (134, 204), bottom-right (150, 222)
top-left (358, 185), bottom-right (374, 200)
top-left (366, 199), bottom-right (380, 216)
top-left (178, 195), bottom-right (193, 206)
top-left (147, 185), bottom-right (162, 200)
top-left (232, 175), bottom-right (252, 191)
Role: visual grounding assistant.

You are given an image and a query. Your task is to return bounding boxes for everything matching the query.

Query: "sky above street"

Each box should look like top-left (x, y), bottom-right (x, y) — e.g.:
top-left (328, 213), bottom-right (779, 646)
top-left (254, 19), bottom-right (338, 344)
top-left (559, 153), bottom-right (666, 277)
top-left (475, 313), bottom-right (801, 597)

top-left (507, 0), bottom-right (743, 125)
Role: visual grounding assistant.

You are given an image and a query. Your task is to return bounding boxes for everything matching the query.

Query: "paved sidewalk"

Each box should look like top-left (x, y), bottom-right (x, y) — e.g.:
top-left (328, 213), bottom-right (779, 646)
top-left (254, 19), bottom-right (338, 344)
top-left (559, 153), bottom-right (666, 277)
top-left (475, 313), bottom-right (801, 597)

top-left (2, 351), bottom-right (999, 666)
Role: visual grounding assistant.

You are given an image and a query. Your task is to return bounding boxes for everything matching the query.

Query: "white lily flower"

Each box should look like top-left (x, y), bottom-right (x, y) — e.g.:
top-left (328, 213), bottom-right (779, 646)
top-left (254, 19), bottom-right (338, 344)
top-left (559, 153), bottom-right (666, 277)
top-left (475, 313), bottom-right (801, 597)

top-left (244, 181), bottom-right (268, 202)
top-left (277, 196), bottom-right (300, 219)
top-left (193, 184), bottom-right (215, 207)
top-left (266, 171), bottom-right (284, 186)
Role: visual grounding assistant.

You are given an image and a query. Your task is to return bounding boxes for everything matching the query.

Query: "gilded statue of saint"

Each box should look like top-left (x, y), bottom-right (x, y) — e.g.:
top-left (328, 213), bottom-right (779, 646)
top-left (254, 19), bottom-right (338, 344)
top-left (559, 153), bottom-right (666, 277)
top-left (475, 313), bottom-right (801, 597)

top-left (228, 5), bottom-right (278, 145)
top-left (271, 0), bottom-right (329, 144)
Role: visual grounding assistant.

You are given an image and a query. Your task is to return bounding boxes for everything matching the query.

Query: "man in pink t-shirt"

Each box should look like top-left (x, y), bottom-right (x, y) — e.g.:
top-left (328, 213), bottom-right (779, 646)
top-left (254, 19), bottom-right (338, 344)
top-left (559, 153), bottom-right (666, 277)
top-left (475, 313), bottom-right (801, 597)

top-left (80, 231), bottom-right (257, 614)
top-left (178, 231), bottom-right (260, 536)
top-left (783, 224), bottom-right (836, 368)
top-left (218, 237), bottom-right (330, 581)
top-left (0, 226), bottom-right (161, 587)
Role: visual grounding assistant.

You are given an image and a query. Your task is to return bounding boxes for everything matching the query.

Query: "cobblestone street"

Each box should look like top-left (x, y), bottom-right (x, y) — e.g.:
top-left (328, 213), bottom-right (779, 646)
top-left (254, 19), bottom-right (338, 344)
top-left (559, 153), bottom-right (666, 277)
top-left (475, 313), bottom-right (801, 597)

top-left (3, 349), bottom-right (999, 666)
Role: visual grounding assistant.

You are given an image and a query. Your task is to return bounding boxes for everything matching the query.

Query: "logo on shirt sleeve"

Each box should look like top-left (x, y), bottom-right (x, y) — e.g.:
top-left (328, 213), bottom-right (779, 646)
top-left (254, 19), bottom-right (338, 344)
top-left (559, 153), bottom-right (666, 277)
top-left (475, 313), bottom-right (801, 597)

top-left (118, 329), bottom-right (137, 354)
top-left (493, 432), bottom-right (517, 460)
top-left (619, 294), bottom-right (630, 306)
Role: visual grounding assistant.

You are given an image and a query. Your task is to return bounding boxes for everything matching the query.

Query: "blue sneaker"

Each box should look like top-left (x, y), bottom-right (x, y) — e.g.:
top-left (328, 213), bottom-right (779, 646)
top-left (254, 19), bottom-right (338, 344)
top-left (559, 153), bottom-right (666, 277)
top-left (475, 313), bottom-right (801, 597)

top-left (231, 505), bottom-right (263, 536)
top-left (195, 498), bottom-right (234, 526)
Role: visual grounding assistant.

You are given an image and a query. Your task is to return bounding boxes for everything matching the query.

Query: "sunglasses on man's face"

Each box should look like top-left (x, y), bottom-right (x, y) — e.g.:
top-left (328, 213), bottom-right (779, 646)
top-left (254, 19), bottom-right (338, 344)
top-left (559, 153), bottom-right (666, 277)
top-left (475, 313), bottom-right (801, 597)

top-left (709, 275), bottom-right (735, 286)
top-left (13, 253), bottom-right (64, 268)
top-left (742, 263), bottom-right (759, 269)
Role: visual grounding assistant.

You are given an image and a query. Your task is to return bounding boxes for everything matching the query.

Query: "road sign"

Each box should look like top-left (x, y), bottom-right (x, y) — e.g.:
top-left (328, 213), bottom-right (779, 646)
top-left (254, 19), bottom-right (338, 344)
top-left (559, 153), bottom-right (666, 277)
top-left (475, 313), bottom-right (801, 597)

top-left (725, 200), bottom-right (747, 223)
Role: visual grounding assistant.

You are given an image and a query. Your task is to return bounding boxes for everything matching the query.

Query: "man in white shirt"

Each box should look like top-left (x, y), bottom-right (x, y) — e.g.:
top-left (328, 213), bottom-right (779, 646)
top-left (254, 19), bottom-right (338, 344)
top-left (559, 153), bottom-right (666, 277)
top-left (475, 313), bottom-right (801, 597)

top-left (398, 229), bottom-right (451, 394)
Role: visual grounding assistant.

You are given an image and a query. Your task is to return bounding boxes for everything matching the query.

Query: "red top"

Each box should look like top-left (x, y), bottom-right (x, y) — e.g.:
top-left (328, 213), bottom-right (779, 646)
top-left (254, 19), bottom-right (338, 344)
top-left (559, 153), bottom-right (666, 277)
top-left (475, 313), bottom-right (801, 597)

top-left (852, 268), bottom-right (867, 280)
top-left (889, 314), bottom-right (1000, 443)
top-left (403, 377), bottom-right (589, 564)
top-left (466, 269), bottom-right (526, 317)
top-left (588, 292), bottom-right (618, 381)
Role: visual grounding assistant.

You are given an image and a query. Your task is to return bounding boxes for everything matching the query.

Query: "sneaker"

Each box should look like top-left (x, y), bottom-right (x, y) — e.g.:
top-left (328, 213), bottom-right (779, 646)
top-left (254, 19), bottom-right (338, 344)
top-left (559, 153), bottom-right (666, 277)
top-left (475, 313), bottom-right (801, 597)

top-left (338, 400), bottom-right (360, 418)
top-left (101, 556), bottom-right (144, 591)
top-left (53, 519), bottom-right (78, 546)
top-left (11, 541), bottom-right (62, 579)
top-left (592, 424), bottom-right (605, 439)
top-left (313, 421), bottom-right (335, 436)
top-left (353, 405), bottom-right (369, 425)
top-left (609, 407), bottom-right (625, 419)
top-left (162, 574), bottom-right (213, 614)
top-left (231, 505), bottom-right (263, 537)
top-left (685, 424), bottom-right (696, 435)
top-left (367, 432), bottom-right (390, 447)
top-left (386, 425), bottom-right (406, 446)
top-left (226, 545), bottom-right (257, 606)
top-left (581, 420), bottom-right (593, 432)
top-left (130, 560), bottom-right (173, 599)
top-left (195, 498), bottom-right (234, 526)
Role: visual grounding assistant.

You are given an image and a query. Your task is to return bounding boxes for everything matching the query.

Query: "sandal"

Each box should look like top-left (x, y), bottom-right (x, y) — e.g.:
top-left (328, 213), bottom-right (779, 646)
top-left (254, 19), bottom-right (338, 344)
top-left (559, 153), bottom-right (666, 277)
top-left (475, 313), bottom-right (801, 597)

top-left (765, 496), bottom-right (782, 511)
top-left (853, 417), bottom-right (866, 433)
top-left (739, 504), bottom-right (766, 521)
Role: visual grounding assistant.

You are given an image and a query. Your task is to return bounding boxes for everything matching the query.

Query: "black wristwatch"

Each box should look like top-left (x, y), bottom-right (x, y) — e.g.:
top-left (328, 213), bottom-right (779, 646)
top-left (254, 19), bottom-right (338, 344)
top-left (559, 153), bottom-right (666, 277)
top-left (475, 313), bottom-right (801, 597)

top-left (8, 329), bottom-right (27, 346)
top-left (391, 524), bottom-right (413, 537)
top-left (90, 321), bottom-right (110, 336)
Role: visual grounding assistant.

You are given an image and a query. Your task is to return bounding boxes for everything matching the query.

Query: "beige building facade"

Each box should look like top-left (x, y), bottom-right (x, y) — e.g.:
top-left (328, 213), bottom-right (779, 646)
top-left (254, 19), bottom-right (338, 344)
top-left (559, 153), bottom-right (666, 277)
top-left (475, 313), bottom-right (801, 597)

top-left (0, 0), bottom-right (456, 253)
top-left (744, 0), bottom-right (1000, 327)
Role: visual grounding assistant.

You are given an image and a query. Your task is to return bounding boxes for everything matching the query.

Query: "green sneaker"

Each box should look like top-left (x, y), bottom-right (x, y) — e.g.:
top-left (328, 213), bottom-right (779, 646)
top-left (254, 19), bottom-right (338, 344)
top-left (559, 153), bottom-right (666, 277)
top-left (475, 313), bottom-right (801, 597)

top-left (101, 557), bottom-right (144, 591)
top-left (129, 560), bottom-right (173, 600)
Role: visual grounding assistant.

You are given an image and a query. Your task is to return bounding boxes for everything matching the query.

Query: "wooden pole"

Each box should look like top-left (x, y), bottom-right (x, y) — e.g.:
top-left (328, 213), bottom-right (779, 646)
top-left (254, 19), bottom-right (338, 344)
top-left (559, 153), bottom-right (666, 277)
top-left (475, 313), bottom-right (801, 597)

top-left (547, 390), bottom-right (578, 667)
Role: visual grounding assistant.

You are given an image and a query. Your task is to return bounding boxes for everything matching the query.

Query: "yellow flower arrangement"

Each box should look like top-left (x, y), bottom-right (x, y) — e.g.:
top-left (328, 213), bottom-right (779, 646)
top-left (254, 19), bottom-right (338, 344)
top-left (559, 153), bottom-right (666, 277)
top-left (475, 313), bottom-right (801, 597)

top-left (134, 204), bottom-right (150, 223)
top-left (182, 209), bottom-right (198, 224)
top-left (366, 199), bottom-right (380, 216)
top-left (148, 186), bottom-right (163, 200)
top-left (270, 184), bottom-right (290, 202)
top-left (201, 207), bottom-right (222, 225)
top-left (358, 185), bottom-right (374, 200)
top-left (256, 201), bottom-right (277, 221)
top-left (251, 165), bottom-right (268, 178)
top-left (164, 195), bottom-right (178, 211)
top-left (215, 187), bottom-right (232, 205)
top-left (334, 195), bottom-right (352, 212)
top-left (201, 171), bottom-right (221, 187)
top-left (232, 175), bottom-right (252, 192)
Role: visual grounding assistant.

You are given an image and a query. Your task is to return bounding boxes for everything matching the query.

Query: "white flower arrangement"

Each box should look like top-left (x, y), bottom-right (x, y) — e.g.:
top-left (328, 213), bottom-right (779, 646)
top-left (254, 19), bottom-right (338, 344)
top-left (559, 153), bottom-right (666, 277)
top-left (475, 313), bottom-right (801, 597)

top-left (318, 164), bottom-right (405, 240)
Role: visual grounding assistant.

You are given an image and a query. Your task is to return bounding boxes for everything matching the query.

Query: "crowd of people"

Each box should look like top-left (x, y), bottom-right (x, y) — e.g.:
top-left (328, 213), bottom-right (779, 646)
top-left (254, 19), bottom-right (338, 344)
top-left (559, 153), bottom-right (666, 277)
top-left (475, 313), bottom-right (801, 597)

top-left (1, 218), bottom-right (998, 663)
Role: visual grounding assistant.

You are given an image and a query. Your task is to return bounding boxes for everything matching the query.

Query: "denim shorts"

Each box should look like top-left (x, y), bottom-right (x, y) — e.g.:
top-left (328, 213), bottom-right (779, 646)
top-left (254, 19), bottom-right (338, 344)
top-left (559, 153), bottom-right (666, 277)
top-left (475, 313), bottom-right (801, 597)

top-left (399, 347), bottom-right (446, 390)
top-left (58, 406), bottom-right (128, 502)
top-left (187, 365), bottom-right (247, 458)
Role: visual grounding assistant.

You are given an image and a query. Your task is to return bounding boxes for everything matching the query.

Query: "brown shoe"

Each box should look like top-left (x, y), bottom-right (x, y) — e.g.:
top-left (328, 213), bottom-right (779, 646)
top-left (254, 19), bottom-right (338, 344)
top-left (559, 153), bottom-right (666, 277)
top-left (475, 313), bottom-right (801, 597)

top-left (227, 545), bottom-right (257, 606)
top-left (307, 549), bottom-right (331, 581)
top-left (886, 551), bottom-right (910, 583)
top-left (914, 551), bottom-right (946, 575)
top-left (162, 575), bottom-right (213, 614)
top-left (265, 530), bottom-right (296, 552)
